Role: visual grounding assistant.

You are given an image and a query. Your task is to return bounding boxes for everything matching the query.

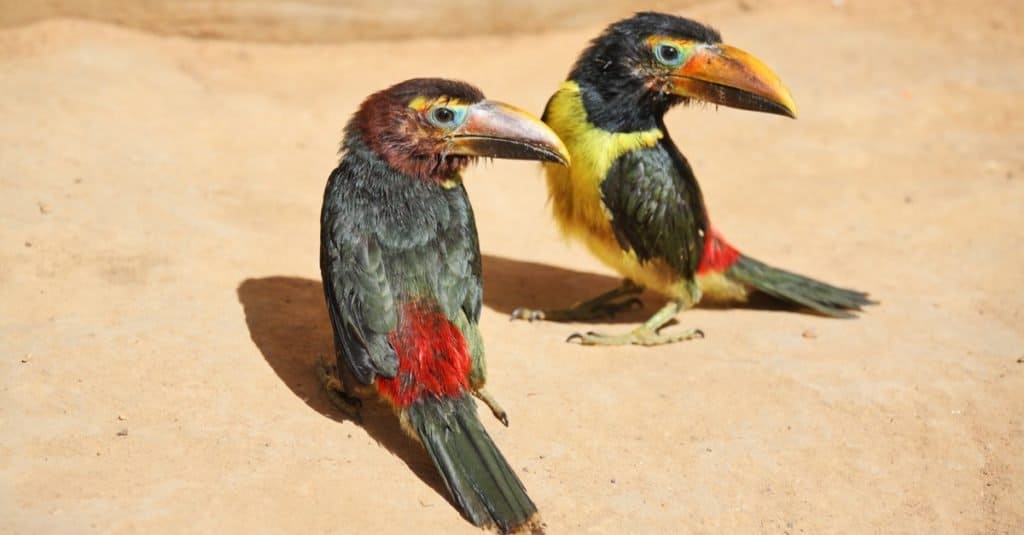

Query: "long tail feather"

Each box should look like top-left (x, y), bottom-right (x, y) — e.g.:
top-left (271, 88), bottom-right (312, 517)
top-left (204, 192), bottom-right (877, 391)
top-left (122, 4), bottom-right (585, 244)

top-left (405, 394), bottom-right (540, 534)
top-left (727, 254), bottom-right (876, 318)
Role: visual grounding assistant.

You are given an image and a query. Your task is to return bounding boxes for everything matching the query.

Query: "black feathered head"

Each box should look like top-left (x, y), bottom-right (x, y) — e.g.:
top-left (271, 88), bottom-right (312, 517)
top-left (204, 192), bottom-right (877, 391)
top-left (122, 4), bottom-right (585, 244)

top-left (568, 12), bottom-right (796, 130)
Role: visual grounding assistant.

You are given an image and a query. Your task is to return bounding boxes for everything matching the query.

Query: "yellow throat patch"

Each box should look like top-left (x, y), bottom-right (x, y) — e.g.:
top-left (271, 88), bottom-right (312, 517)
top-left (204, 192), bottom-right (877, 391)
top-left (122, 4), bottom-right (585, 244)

top-left (542, 81), bottom-right (663, 234)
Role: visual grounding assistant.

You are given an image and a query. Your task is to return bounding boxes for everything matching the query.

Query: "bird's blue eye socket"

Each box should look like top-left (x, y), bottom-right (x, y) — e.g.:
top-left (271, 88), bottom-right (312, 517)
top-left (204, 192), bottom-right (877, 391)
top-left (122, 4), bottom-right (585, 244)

top-left (654, 42), bottom-right (685, 66)
top-left (428, 105), bottom-right (467, 128)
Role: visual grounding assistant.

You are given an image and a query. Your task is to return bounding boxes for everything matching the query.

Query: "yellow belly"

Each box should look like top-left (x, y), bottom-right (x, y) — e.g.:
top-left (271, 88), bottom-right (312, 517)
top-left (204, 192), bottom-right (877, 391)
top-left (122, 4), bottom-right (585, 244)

top-left (695, 271), bottom-right (751, 304)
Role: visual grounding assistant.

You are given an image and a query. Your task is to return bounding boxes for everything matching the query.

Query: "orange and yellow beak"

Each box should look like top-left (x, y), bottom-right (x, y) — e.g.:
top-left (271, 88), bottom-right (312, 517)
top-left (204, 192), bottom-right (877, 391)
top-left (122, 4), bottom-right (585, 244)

top-left (448, 100), bottom-right (570, 166)
top-left (668, 43), bottom-right (797, 118)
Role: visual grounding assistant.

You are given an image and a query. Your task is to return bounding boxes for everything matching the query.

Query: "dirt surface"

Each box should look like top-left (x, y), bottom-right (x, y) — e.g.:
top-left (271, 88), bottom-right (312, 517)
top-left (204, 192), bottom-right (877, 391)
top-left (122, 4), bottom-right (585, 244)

top-left (2, 1), bottom-right (1022, 532)
top-left (0, 0), bottom-right (697, 43)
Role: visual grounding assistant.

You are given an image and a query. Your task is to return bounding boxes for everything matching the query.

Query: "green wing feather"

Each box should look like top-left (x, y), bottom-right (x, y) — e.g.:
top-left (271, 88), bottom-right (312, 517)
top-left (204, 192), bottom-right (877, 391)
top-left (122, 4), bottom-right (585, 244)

top-left (600, 141), bottom-right (708, 279)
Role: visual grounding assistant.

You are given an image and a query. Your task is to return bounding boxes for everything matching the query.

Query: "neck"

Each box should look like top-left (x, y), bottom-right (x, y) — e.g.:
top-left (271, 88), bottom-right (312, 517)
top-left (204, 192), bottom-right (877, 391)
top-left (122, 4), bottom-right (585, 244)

top-left (572, 78), bottom-right (676, 133)
top-left (544, 82), bottom-right (663, 161)
top-left (345, 130), bottom-right (469, 185)
top-left (552, 83), bottom-right (709, 235)
top-left (384, 151), bottom-right (469, 185)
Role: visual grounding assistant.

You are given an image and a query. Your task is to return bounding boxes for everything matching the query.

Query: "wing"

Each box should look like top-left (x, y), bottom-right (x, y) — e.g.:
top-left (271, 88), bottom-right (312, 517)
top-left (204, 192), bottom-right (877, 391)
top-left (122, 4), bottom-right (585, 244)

top-left (450, 185), bottom-right (483, 326)
top-left (432, 183), bottom-right (484, 367)
top-left (600, 142), bottom-right (708, 279)
top-left (456, 189), bottom-right (485, 373)
top-left (425, 183), bottom-right (484, 381)
top-left (320, 168), bottom-right (399, 385)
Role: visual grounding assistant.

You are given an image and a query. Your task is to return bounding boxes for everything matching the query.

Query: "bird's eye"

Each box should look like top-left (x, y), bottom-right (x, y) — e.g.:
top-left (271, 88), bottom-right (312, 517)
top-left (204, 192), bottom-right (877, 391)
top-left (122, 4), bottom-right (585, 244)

top-left (426, 104), bottom-right (467, 129)
top-left (432, 107), bottom-right (455, 124)
top-left (654, 42), bottom-right (684, 66)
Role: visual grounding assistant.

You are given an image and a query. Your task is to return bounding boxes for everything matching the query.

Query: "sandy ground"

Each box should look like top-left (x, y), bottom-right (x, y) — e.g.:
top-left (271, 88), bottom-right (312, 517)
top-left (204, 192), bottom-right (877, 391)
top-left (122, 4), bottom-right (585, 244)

top-left (2, 1), bottom-right (1022, 533)
top-left (0, 0), bottom-right (698, 43)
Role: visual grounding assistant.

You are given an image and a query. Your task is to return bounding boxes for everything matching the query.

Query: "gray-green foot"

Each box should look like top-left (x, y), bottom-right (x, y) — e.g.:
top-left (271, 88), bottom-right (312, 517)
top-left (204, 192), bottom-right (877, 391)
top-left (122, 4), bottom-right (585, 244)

top-left (564, 299), bottom-right (704, 346)
top-left (566, 325), bottom-right (704, 346)
top-left (511, 279), bottom-right (643, 322)
top-left (472, 387), bottom-right (509, 427)
top-left (316, 358), bottom-right (362, 419)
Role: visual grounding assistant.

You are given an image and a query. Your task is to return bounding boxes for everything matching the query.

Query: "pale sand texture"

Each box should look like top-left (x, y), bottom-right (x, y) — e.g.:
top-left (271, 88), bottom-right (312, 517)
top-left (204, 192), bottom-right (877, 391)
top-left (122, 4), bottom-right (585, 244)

top-left (0, 0), bottom-right (696, 42)
top-left (1, 1), bottom-right (1022, 532)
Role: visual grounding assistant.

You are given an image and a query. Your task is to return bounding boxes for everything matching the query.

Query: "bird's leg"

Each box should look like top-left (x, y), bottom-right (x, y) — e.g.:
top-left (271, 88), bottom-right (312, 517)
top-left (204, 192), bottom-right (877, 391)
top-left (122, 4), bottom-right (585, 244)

top-left (565, 300), bottom-right (704, 346)
top-left (472, 388), bottom-right (509, 427)
top-left (316, 356), bottom-right (362, 419)
top-left (510, 279), bottom-right (644, 322)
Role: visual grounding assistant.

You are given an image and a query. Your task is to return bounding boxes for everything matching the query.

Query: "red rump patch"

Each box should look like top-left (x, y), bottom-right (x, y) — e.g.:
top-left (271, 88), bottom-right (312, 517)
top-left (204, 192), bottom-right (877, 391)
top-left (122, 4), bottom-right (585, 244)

top-left (376, 302), bottom-right (472, 408)
top-left (697, 225), bottom-right (741, 274)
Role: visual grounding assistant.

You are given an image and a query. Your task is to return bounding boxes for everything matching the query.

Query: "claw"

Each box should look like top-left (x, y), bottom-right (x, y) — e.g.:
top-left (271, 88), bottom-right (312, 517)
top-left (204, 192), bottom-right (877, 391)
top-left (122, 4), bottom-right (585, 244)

top-left (316, 358), bottom-right (363, 419)
top-left (473, 388), bottom-right (510, 427)
top-left (563, 326), bottom-right (704, 347)
top-left (512, 281), bottom-right (646, 323)
top-left (315, 359), bottom-right (339, 389)
top-left (510, 307), bottom-right (546, 322)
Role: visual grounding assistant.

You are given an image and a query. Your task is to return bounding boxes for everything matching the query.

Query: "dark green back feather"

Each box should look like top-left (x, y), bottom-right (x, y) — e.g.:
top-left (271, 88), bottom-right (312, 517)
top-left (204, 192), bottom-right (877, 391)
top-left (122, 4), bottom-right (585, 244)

top-left (600, 137), bottom-right (708, 279)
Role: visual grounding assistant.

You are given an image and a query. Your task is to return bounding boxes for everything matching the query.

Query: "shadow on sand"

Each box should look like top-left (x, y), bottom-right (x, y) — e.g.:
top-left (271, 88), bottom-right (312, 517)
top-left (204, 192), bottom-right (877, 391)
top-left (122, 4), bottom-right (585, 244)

top-left (480, 253), bottom-right (793, 321)
top-left (236, 276), bottom-right (447, 499)
top-left (481, 253), bottom-right (648, 323)
top-left (235, 256), bottom-right (795, 504)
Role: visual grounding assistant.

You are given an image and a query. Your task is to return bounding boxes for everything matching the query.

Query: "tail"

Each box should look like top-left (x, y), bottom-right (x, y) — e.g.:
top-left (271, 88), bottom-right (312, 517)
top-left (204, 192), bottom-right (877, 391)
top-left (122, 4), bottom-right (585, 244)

top-left (726, 254), bottom-right (875, 318)
top-left (405, 394), bottom-right (540, 534)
